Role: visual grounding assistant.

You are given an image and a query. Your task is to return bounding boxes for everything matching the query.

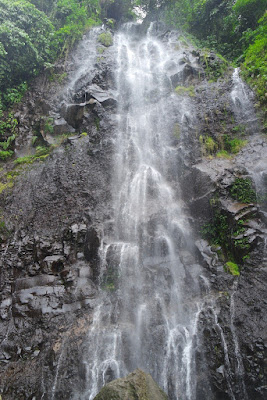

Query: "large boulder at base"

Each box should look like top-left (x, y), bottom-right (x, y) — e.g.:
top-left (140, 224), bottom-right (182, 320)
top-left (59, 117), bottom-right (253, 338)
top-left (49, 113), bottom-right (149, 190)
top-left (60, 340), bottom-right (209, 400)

top-left (93, 369), bottom-right (168, 400)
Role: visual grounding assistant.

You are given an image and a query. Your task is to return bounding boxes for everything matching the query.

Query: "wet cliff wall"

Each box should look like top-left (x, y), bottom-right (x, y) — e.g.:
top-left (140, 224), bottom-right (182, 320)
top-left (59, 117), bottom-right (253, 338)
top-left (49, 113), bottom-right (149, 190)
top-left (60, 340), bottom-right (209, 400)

top-left (0, 23), bottom-right (266, 400)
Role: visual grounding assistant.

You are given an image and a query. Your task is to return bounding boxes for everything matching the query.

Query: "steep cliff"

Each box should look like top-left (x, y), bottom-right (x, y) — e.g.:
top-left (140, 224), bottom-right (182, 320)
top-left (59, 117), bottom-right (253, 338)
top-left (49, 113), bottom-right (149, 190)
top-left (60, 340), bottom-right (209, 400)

top-left (0, 22), bottom-right (266, 400)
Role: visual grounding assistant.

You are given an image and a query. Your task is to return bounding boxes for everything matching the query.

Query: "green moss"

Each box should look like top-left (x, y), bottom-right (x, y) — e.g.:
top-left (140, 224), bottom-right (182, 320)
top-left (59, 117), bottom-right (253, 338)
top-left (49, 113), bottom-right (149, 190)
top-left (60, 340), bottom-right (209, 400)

top-left (216, 150), bottom-right (232, 159)
top-left (0, 180), bottom-right (13, 194)
top-left (175, 85), bottom-right (195, 97)
top-left (200, 135), bottom-right (217, 156)
top-left (230, 178), bottom-right (257, 203)
top-left (80, 132), bottom-right (87, 137)
top-left (98, 32), bottom-right (113, 47)
top-left (224, 261), bottom-right (240, 276)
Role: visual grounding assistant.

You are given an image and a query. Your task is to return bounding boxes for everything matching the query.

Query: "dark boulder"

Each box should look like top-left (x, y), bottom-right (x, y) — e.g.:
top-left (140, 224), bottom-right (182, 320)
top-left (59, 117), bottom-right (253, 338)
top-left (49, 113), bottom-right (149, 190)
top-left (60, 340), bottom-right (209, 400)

top-left (93, 369), bottom-right (168, 400)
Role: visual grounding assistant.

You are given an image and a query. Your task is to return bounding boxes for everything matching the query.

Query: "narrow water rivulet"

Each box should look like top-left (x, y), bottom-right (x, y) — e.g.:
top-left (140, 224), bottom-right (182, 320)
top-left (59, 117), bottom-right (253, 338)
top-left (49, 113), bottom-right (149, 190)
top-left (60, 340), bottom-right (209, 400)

top-left (80, 24), bottom-right (207, 400)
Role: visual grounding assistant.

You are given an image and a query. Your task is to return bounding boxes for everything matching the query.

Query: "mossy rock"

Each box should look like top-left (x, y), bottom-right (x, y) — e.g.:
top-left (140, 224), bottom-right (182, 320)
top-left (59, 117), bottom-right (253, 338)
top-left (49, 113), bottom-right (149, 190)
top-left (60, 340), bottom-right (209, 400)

top-left (93, 369), bottom-right (168, 400)
top-left (224, 261), bottom-right (240, 276)
top-left (98, 32), bottom-right (113, 47)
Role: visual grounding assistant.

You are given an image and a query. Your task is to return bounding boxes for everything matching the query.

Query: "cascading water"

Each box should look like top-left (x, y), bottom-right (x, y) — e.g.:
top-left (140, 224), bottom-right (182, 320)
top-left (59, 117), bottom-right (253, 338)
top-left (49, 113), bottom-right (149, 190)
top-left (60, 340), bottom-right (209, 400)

top-left (231, 67), bottom-right (258, 132)
top-left (79, 24), bottom-right (208, 400)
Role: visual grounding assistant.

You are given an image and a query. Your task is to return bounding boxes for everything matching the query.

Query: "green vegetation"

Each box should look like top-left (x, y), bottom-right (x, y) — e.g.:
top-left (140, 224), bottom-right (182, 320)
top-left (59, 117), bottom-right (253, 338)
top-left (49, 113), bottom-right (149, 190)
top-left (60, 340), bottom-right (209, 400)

top-left (230, 178), bottom-right (257, 203)
top-left (139, 1), bottom-right (266, 111)
top-left (199, 124), bottom-right (248, 159)
top-left (0, 0), bottom-right (103, 163)
top-left (201, 201), bottom-right (253, 267)
top-left (199, 135), bottom-right (217, 156)
top-left (223, 135), bottom-right (247, 154)
top-left (0, 0), bottom-right (102, 104)
top-left (200, 51), bottom-right (228, 81)
top-left (98, 32), bottom-right (113, 47)
top-left (14, 146), bottom-right (51, 165)
top-left (240, 13), bottom-right (267, 106)
top-left (0, 0), bottom-right (54, 93)
top-left (201, 210), bottom-right (229, 251)
top-left (0, 109), bottom-right (18, 161)
top-left (175, 85), bottom-right (195, 97)
top-left (101, 266), bottom-right (119, 291)
top-left (224, 261), bottom-right (240, 276)
top-left (44, 118), bottom-right (54, 135)
top-left (216, 150), bottom-right (232, 159)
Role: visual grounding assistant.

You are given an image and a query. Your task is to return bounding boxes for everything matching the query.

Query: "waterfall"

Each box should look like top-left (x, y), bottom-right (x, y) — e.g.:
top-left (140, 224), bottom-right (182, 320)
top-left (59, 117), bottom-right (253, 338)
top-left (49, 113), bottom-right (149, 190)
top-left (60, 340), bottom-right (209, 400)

top-left (231, 67), bottom-right (258, 133)
top-left (79, 24), bottom-right (207, 400)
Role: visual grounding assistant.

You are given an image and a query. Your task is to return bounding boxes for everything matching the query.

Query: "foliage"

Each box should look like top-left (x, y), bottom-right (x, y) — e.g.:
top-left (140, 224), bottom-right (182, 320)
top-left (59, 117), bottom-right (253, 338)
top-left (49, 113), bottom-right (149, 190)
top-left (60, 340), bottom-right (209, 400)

top-left (201, 204), bottom-right (253, 264)
top-left (161, 1), bottom-right (266, 107)
top-left (52, 0), bottom-right (101, 57)
top-left (14, 145), bottom-right (51, 165)
top-left (223, 135), bottom-right (247, 154)
top-left (44, 118), bottom-right (54, 135)
top-left (200, 51), bottom-right (228, 81)
top-left (233, 0), bottom-right (266, 31)
top-left (0, 150), bottom-right (14, 161)
top-left (0, 0), bottom-right (102, 106)
top-left (230, 178), bottom-right (257, 203)
top-left (216, 150), bottom-right (232, 159)
top-left (241, 13), bottom-right (267, 106)
top-left (100, 0), bottom-right (136, 21)
top-left (201, 210), bottom-right (230, 251)
top-left (0, 0), bottom-right (54, 91)
top-left (0, 109), bottom-right (18, 161)
top-left (98, 31), bottom-right (113, 46)
top-left (224, 261), bottom-right (240, 276)
top-left (199, 135), bottom-right (217, 156)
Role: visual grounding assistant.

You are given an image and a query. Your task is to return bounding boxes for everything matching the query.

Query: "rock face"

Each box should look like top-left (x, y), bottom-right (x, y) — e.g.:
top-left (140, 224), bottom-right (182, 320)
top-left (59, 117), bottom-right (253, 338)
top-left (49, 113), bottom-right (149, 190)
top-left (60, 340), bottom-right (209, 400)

top-left (93, 369), bottom-right (168, 400)
top-left (0, 23), bottom-right (266, 400)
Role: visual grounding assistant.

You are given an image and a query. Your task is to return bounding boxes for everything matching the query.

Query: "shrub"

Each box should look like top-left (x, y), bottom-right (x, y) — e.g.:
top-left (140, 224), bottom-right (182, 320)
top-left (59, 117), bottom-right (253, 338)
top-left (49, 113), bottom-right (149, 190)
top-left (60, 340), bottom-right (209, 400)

top-left (0, 150), bottom-right (13, 160)
top-left (97, 31), bottom-right (113, 47)
top-left (230, 178), bottom-right (257, 203)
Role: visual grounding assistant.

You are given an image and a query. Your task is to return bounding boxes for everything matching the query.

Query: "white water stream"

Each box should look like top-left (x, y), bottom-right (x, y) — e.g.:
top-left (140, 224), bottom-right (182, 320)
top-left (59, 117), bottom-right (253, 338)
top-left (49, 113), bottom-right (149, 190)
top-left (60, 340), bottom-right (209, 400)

top-left (79, 25), bottom-right (205, 400)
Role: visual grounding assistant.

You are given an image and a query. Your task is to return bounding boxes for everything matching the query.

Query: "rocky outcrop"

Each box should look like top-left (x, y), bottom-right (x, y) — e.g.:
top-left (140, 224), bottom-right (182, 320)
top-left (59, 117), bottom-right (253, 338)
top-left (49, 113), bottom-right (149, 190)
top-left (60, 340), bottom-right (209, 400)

top-left (93, 369), bottom-right (168, 400)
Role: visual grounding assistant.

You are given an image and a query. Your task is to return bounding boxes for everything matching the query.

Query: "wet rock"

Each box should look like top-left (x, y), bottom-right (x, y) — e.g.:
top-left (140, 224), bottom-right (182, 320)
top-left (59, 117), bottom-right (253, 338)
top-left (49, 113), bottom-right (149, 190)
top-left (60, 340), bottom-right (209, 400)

top-left (171, 63), bottom-right (204, 87)
top-left (42, 255), bottom-right (65, 274)
top-left (53, 117), bottom-right (75, 135)
top-left (85, 84), bottom-right (117, 109)
top-left (93, 369), bottom-right (168, 400)
top-left (61, 103), bottom-right (85, 128)
top-left (195, 239), bottom-right (219, 269)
